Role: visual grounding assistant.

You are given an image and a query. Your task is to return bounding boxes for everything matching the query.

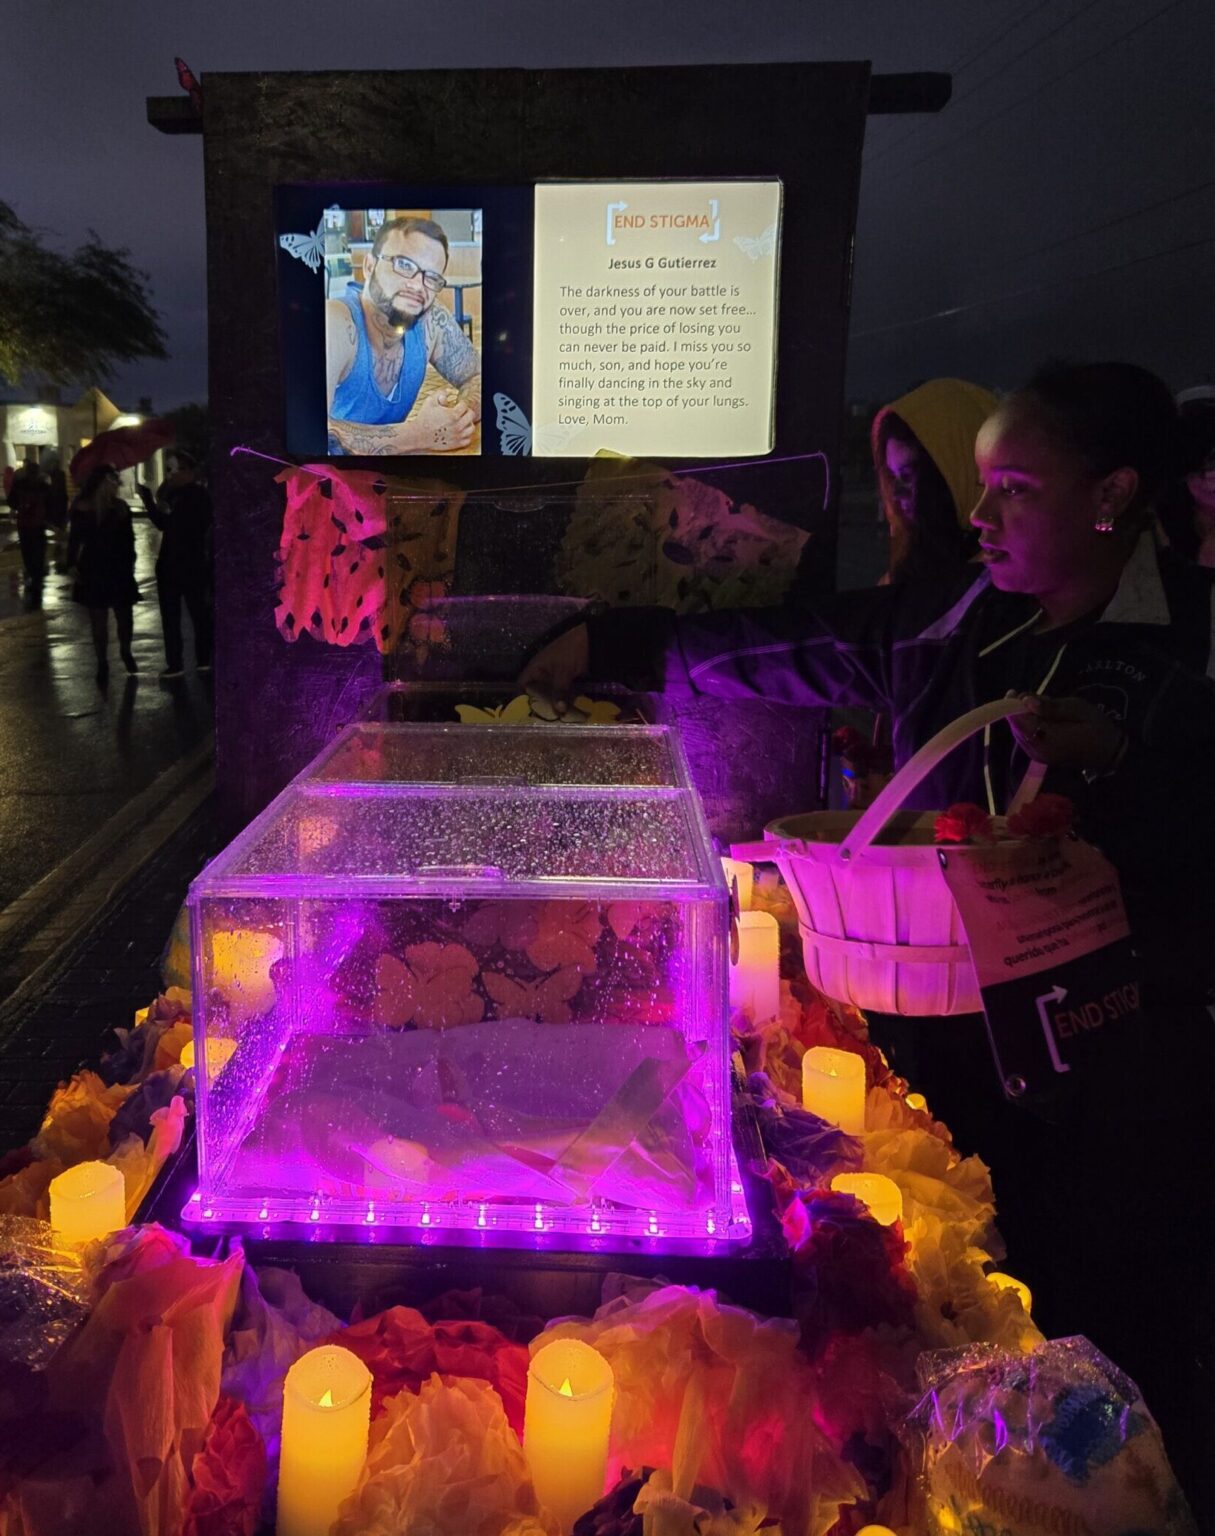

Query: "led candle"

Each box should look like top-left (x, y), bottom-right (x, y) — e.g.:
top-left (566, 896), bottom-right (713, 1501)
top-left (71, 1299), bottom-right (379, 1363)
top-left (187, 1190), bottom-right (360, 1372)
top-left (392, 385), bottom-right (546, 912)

top-left (728, 911), bottom-right (780, 1023)
top-left (210, 929), bottom-right (282, 1024)
top-left (720, 856), bottom-right (754, 912)
top-left (802, 1045), bottom-right (867, 1134)
top-left (524, 1338), bottom-right (614, 1533)
top-left (831, 1172), bottom-right (904, 1227)
top-left (277, 1345), bottom-right (372, 1536)
top-left (988, 1271), bottom-right (1033, 1314)
top-left (179, 1036), bottom-right (237, 1078)
top-left (49, 1160), bottom-right (126, 1246)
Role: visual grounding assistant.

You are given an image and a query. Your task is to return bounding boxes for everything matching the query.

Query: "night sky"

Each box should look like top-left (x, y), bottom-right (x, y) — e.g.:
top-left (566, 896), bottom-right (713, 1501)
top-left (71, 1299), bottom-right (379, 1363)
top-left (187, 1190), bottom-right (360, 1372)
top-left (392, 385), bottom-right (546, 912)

top-left (4, 0), bottom-right (1212, 411)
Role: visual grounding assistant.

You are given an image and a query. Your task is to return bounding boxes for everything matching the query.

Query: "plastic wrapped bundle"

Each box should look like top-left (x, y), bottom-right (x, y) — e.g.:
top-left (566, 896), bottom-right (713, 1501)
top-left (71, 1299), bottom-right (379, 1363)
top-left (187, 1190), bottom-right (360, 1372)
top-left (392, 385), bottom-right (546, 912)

top-left (0, 1216), bottom-right (89, 1371)
top-left (905, 1337), bottom-right (1197, 1535)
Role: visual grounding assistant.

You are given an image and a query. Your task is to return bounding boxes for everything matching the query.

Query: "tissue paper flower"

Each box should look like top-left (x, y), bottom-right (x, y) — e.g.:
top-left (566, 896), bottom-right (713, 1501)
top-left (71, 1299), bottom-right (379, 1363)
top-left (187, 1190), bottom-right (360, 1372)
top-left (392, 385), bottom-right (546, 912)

top-left (32, 1071), bottom-right (134, 1165)
top-left (221, 1264), bottom-right (342, 1485)
top-left (744, 1073), bottom-right (858, 1187)
top-left (2, 1225), bottom-right (247, 1536)
top-left (323, 1304), bottom-right (529, 1434)
top-left (572, 1470), bottom-right (648, 1536)
top-left (108, 1095), bottom-right (187, 1222)
top-left (908, 1221), bottom-right (1042, 1355)
top-left (0, 1154), bottom-right (63, 1220)
top-left (108, 1066), bottom-right (187, 1148)
top-left (933, 803), bottom-right (996, 844)
top-left (182, 1394), bottom-right (266, 1536)
top-left (632, 1469), bottom-right (779, 1536)
top-left (332, 1374), bottom-right (557, 1536)
top-left (100, 988), bottom-right (192, 1085)
top-left (777, 1188), bottom-right (918, 1357)
top-left (860, 1126), bottom-right (997, 1256)
top-left (537, 1282), bottom-right (863, 1536)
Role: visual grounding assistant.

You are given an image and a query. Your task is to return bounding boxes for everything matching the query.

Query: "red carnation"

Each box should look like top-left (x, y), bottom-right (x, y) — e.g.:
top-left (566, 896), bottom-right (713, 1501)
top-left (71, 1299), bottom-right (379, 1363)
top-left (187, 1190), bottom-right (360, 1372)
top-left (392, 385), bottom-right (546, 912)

top-left (933, 803), bottom-right (996, 844)
top-left (1007, 793), bottom-right (1074, 840)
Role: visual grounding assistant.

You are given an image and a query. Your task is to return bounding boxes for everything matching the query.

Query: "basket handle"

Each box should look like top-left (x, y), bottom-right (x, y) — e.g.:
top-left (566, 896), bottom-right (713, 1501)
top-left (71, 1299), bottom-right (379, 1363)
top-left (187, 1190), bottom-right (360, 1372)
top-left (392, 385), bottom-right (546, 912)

top-left (837, 698), bottom-right (1030, 863)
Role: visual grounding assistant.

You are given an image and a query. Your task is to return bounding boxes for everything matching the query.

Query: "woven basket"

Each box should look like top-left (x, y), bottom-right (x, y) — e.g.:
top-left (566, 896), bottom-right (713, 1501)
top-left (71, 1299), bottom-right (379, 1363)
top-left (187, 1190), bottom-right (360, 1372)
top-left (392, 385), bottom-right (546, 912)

top-left (732, 699), bottom-right (1042, 1017)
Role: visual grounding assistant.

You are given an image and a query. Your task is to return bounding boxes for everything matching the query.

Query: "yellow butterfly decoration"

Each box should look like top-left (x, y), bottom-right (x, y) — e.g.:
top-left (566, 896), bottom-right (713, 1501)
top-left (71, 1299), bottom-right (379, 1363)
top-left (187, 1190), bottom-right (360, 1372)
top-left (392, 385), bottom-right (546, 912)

top-left (483, 964), bottom-right (583, 1023)
top-left (454, 694), bottom-right (621, 725)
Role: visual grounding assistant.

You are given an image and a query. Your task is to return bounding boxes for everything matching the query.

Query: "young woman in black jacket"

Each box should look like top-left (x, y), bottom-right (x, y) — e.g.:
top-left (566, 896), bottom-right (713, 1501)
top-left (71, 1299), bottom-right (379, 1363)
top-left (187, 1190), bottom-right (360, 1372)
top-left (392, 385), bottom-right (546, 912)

top-left (523, 362), bottom-right (1215, 1509)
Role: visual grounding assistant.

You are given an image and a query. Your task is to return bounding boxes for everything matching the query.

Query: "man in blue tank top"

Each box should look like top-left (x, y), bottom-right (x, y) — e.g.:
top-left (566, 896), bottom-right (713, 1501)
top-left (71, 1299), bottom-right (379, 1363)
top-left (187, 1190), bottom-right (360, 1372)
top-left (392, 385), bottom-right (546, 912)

top-left (326, 216), bottom-right (481, 455)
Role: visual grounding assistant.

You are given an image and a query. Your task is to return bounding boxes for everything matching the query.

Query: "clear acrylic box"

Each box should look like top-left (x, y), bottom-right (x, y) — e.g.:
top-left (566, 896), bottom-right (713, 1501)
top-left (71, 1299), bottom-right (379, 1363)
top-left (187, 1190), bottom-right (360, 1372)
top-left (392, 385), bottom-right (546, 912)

top-left (185, 721), bottom-right (749, 1248)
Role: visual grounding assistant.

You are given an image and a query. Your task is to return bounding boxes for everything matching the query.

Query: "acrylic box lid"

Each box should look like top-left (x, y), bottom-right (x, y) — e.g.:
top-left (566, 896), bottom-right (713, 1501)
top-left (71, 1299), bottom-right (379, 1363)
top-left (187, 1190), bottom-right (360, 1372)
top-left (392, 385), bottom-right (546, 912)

top-left (191, 722), bottom-right (726, 901)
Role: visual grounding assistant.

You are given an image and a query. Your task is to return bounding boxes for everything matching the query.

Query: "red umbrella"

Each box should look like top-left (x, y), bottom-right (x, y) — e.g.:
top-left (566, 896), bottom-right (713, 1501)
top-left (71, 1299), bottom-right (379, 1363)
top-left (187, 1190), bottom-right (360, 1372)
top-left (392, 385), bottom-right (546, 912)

top-left (70, 418), bottom-right (176, 484)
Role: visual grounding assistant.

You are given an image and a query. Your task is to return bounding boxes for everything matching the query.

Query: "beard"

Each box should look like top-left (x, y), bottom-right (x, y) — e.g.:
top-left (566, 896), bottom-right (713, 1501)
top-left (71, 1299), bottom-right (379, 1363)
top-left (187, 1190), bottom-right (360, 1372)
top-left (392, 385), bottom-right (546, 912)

top-left (367, 268), bottom-right (426, 331)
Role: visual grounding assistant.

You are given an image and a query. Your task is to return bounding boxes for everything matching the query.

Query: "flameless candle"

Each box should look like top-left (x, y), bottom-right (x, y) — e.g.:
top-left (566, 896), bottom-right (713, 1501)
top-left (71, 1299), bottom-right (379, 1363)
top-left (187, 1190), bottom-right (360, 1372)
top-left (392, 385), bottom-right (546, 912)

top-left (210, 929), bottom-right (282, 1024)
top-left (49, 1160), bottom-right (126, 1246)
top-left (277, 1345), bottom-right (372, 1536)
top-left (802, 1045), bottom-right (867, 1134)
top-left (720, 856), bottom-right (754, 912)
top-left (524, 1338), bottom-right (614, 1533)
top-left (988, 1272), bottom-right (1033, 1314)
top-left (831, 1172), bottom-right (904, 1227)
top-left (728, 911), bottom-right (780, 1022)
top-left (179, 1036), bottom-right (237, 1078)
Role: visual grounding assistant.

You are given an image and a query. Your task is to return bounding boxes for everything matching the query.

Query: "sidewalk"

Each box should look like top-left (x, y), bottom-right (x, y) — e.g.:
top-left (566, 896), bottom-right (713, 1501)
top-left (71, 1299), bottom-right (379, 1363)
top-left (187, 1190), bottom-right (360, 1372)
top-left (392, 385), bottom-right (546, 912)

top-left (0, 517), bottom-right (214, 910)
top-left (0, 796), bottom-right (221, 1156)
top-left (0, 514), bottom-right (218, 1150)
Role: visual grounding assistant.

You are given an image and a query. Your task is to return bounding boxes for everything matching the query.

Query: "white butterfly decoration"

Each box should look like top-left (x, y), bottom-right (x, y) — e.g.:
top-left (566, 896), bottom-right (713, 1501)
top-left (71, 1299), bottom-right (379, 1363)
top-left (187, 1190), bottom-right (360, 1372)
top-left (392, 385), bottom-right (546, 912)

top-left (733, 223), bottom-right (778, 262)
top-left (278, 217), bottom-right (326, 273)
top-left (493, 393), bottom-right (581, 457)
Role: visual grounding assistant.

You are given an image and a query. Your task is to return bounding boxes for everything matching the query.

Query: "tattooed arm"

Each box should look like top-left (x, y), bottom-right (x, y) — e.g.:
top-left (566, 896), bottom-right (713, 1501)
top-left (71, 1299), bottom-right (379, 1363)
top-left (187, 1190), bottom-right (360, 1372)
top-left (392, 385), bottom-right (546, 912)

top-left (325, 299), bottom-right (358, 411)
top-left (426, 305), bottom-right (482, 420)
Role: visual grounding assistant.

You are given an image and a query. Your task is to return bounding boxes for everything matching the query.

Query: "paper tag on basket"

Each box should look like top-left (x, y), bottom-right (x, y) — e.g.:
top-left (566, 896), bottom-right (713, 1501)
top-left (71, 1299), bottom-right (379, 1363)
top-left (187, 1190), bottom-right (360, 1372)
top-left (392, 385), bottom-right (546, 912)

top-left (936, 835), bottom-right (1143, 1113)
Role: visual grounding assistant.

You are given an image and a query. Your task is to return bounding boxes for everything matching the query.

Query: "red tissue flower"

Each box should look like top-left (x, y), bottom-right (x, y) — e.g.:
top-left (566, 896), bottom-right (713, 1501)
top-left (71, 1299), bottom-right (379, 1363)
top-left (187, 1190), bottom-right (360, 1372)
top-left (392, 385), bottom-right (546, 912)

top-left (832, 727), bottom-right (871, 761)
top-left (933, 803), bottom-right (996, 844)
top-left (1007, 792), bottom-right (1074, 840)
top-left (183, 1395), bottom-right (268, 1536)
top-left (323, 1305), bottom-right (530, 1435)
top-left (778, 1188), bottom-right (918, 1359)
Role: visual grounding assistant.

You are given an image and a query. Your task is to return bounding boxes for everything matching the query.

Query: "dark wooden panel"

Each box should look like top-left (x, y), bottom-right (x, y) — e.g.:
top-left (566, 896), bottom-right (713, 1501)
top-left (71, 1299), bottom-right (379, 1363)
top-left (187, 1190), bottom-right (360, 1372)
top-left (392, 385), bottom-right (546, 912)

top-left (200, 64), bottom-right (870, 830)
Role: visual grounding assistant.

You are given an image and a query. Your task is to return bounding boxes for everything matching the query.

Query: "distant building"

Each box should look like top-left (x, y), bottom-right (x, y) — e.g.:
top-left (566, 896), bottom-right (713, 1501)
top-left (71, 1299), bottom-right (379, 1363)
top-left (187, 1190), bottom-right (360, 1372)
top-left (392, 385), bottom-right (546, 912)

top-left (1, 386), bottom-right (166, 499)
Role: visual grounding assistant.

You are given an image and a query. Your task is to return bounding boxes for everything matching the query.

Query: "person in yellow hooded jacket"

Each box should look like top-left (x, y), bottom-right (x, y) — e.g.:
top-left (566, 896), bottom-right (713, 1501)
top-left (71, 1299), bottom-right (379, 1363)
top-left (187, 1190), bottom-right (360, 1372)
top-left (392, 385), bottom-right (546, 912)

top-left (871, 377), bottom-right (998, 584)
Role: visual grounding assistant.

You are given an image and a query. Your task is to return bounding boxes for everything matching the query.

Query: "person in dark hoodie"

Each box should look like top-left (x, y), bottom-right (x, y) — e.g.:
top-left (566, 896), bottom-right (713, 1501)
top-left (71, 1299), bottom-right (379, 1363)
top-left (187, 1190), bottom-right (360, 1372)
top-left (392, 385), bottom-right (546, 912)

top-left (522, 362), bottom-right (1215, 1502)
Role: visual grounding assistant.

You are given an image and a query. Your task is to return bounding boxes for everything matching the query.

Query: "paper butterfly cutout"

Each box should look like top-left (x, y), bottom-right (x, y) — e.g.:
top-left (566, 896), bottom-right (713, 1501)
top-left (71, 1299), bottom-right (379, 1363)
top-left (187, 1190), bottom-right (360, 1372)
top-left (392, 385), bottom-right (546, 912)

top-left (279, 217), bottom-right (326, 273)
top-left (733, 223), bottom-right (778, 261)
top-left (483, 965), bottom-right (583, 1023)
top-left (493, 393), bottom-right (580, 457)
top-left (175, 56), bottom-right (203, 114)
top-left (454, 694), bottom-right (622, 725)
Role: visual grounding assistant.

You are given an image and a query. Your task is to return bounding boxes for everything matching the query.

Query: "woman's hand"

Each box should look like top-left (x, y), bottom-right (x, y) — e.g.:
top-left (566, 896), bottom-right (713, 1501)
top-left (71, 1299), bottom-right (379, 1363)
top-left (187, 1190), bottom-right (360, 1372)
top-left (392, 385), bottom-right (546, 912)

top-left (1009, 692), bottom-right (1126, 774)
top-left (519, 623), bottom-right (590, 713)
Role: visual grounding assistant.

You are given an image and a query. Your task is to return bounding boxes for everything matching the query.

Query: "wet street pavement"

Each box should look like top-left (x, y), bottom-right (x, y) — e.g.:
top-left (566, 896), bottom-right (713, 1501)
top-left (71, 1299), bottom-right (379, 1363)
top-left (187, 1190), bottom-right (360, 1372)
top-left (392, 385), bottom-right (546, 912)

top-left (0, 515), bottom-right (214, 912)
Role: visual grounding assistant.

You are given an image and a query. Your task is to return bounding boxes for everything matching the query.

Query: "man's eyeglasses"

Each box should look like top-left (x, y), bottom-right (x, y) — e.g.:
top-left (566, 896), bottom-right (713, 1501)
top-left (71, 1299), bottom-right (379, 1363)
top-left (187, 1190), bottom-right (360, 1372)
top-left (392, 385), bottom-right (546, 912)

top-left (374, 253), bottom-right (446, 293)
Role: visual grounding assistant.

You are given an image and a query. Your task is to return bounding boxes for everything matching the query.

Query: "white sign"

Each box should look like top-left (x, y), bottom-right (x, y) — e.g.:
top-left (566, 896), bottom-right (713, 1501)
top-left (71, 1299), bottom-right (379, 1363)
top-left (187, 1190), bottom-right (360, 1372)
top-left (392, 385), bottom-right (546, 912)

top-left (10, 407), bottom-right (57, 446)
top-left (532, 180), bottom-right (782, 458)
